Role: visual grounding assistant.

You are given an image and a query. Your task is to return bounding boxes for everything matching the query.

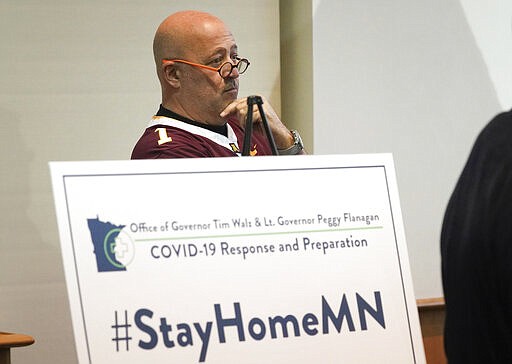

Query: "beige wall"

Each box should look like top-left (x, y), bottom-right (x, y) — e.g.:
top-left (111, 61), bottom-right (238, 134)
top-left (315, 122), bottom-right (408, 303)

top-left (279, 0), bottom-right (314, 150)
top-left (0, 1), bottom-right (280, 363)
top-left (279, 0), bottom-right (510, 300)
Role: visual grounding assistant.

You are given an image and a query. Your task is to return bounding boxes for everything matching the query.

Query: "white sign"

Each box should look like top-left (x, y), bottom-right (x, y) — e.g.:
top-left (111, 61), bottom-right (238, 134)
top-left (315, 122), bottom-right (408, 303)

top-left (50, 154), bottom-right (425, 363)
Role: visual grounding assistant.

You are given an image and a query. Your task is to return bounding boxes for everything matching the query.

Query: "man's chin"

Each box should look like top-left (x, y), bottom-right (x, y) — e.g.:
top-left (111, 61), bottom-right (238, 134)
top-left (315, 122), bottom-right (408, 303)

top-left (220, 92), bottom-right (239, 110)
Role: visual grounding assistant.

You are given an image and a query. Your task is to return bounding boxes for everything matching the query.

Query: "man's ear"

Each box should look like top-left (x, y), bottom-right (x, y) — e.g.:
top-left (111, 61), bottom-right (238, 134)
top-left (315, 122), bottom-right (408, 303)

top-left (163, 62), bottom-right (180, 88)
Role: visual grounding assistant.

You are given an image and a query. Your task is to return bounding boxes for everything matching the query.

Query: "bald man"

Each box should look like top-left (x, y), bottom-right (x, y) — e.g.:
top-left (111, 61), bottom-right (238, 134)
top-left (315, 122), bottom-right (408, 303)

top-left (131, 10), bottom-right (304, 159)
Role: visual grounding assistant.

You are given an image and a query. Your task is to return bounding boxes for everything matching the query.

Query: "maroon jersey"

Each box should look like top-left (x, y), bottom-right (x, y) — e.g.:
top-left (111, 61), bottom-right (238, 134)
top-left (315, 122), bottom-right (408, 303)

top-left (131, 115), bottom-right (273, 159)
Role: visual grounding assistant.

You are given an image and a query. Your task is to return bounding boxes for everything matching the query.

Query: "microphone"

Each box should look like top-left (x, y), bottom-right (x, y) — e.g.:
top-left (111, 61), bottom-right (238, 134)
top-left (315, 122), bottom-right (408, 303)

top-left (242, 95), bottom-right (278, 156)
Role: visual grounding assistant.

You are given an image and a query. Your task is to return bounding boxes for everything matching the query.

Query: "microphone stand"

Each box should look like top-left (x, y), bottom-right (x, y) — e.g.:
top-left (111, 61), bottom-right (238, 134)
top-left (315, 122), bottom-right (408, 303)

top-left (242, 95), bottom-right (278, 156)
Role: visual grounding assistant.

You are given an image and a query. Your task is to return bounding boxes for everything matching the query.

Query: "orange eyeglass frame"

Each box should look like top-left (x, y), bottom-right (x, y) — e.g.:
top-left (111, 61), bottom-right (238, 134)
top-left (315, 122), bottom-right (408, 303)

top-left (161, 57), bottom-right (250, 78)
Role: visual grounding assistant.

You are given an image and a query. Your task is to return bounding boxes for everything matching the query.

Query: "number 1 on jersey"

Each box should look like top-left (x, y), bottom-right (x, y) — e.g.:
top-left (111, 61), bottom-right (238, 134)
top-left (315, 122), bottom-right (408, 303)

top-left (155, 128), bottom-right (172, 145)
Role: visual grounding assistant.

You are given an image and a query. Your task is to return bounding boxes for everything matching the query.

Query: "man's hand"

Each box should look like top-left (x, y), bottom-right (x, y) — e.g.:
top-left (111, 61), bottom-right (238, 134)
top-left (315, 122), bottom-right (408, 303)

top-left (220, 96), bottom-right (294, 150)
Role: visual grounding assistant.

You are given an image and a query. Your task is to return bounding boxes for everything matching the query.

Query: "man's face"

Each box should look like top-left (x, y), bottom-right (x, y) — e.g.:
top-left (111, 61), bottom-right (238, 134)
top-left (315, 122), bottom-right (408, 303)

top-left (177, 20), bottom-right (241, 125)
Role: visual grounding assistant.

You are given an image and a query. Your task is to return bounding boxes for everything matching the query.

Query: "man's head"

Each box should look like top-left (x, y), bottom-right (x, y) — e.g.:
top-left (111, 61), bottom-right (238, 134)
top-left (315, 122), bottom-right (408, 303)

top-left (154, 10), bottom-right (243, 125)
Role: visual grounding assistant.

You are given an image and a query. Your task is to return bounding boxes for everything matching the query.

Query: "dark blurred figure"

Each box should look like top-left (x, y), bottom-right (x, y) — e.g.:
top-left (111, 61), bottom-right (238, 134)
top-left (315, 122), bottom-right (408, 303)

top-left (441, 109), bottom-right (512, 363)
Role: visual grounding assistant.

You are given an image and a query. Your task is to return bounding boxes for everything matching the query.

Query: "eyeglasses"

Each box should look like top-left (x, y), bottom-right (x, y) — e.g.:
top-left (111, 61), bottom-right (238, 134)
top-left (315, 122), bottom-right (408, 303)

top-left (162, 57), bottom-right (250, 79)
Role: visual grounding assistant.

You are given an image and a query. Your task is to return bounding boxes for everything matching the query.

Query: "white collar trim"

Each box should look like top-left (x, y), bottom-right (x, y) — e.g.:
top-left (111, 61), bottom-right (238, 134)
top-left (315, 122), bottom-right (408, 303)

top-left (148, 116), bottom-right (241, 156)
